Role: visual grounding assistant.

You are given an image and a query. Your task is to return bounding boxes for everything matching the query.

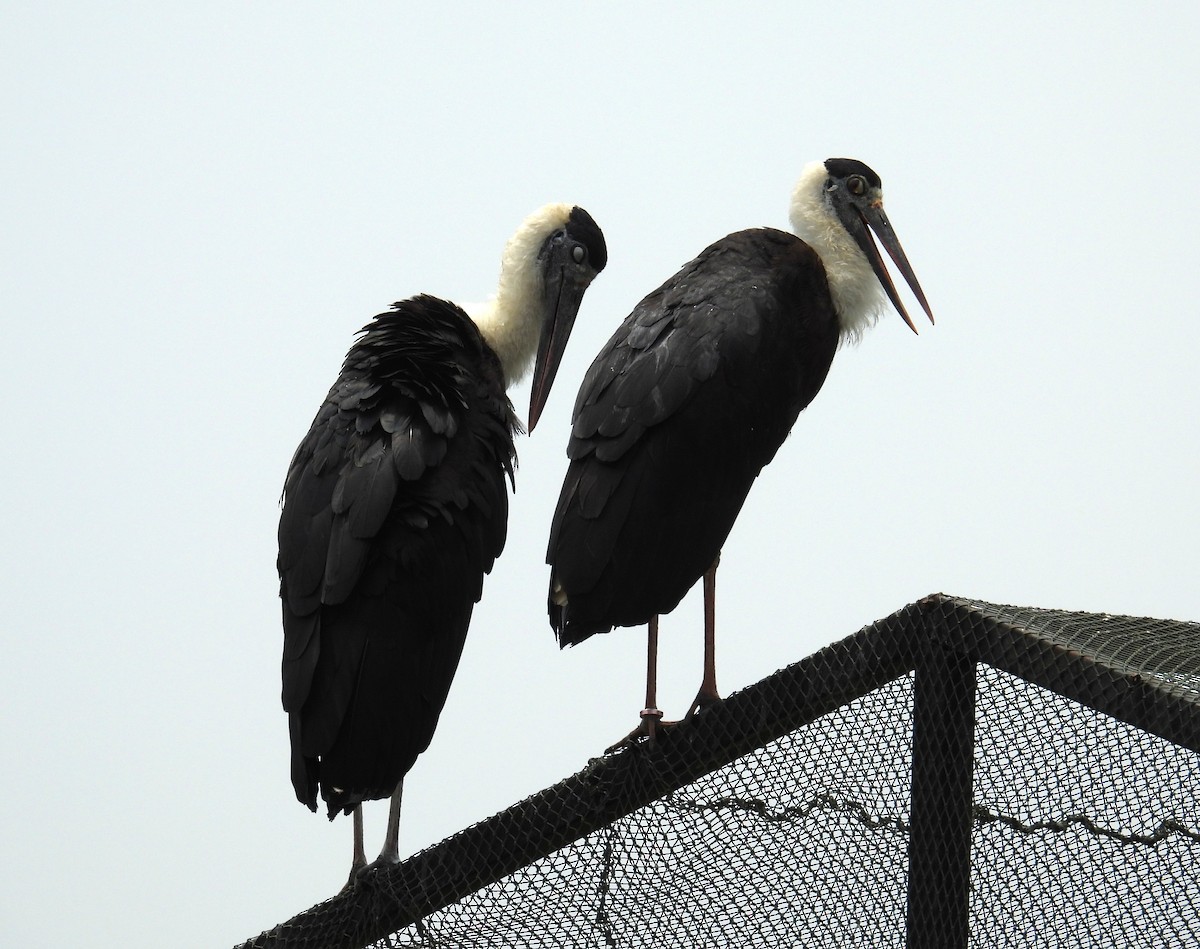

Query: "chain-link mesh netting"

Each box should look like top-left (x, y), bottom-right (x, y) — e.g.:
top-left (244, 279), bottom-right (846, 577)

top-left (237, 594), bottom-right (1200, 949)
top-left (971, 667), bottom-right (1199, 945)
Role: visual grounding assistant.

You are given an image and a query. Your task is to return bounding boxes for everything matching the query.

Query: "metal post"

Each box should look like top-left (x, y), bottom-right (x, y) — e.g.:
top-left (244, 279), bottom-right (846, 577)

top-left (907, 642), bottom-right (977, 949)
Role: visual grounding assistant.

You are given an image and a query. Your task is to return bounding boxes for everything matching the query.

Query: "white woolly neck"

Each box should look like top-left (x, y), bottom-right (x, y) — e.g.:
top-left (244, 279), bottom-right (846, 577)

top-left (468, 203), bottom-right (573, 387)
top-left (787, 161), bottom-right (887, 344)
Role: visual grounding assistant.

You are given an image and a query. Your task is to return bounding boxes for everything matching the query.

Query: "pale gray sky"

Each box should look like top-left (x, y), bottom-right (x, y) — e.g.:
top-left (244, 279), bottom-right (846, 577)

top-left (3, 3), bottom-right (1198, 946)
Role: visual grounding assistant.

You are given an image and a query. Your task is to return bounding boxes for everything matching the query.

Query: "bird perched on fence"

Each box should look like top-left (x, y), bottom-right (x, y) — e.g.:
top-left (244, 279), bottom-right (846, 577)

top-left (278, 203), bottom-right (606, 875)
top-left (546, 158), bottom-right (931, 739)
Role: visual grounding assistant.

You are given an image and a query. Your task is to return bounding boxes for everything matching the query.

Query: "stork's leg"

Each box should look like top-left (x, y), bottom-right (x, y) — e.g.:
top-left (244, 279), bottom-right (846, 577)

top-left (350, 781), bottom-right (405, 882)
top-left (351, 804), bottom-right (366, 872)
top-left (605, 615), bottom-right (665, 752)
top-left (641, 614), bottom-right (665, 740)
top-left (686, 556), bottom-right (723, 718)
top-left (374, 780), bottom-right (404, 866)
top-left (341, 804), bottom-right (368, 891)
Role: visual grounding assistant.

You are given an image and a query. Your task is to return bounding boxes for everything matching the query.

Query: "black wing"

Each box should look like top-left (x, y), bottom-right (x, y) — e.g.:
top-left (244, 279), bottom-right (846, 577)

top-left (547, 229), bottom-right (840, 644)
top-left (279, 294), bottom-right (517, 816)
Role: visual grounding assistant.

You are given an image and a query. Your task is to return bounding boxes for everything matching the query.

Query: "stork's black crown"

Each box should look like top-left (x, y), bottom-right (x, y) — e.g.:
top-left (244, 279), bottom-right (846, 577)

top-left (823, 158), bottom-right (882, 190)
top-left (567, 206), bottom-right (608, 272)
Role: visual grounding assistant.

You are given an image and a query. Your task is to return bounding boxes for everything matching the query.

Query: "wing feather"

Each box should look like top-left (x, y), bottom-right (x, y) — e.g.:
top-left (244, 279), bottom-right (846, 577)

top-left (278, 293), bottom-right (518, 812)
top-left (548, 229), bottom-right (840, 643)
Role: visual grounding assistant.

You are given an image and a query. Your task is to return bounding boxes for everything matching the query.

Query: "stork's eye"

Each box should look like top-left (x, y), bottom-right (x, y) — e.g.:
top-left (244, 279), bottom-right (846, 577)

top-left (848, 175), bottom-right (867, 196)
top-left (572, 245), bottom-right (586, 264)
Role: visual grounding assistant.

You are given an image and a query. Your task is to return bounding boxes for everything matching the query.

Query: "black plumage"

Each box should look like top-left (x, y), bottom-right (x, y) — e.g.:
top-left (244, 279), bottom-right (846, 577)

top-left (277, 202), bottom-right (605, 872)
top-left (279, 294), bottom-right (517, 818)
top-left (545, 159), bottom-right (931, 728)
top-left (548, 230), bottom-right (835, 644)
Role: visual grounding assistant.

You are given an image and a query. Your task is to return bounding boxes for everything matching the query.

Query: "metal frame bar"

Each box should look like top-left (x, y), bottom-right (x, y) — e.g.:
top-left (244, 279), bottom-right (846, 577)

top-left (907, 637), bottom-right (977, 949)
top-left (236, 594), bottom-right (1200, 949)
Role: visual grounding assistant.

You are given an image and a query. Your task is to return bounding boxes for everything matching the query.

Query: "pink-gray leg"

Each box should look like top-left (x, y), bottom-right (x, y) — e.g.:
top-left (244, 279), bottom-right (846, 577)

top-left (687, 557), bottom-right (723, 717)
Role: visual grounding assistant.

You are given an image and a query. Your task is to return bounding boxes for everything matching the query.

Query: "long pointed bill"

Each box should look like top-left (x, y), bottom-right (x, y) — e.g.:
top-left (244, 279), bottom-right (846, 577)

top-left (527, 271), bottom-right (587, 433)
top-left (852, 203), bottom-right (935, 334)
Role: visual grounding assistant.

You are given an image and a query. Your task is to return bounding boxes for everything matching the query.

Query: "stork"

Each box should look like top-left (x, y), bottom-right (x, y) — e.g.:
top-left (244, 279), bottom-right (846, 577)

top-left (278, 204), bottom-right (606, 876)
top-left (546, 159), bottom-right (931, 739)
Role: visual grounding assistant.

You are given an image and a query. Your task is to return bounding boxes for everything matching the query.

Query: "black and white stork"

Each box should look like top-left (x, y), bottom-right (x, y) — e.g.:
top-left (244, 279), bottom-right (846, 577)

top-left (278, 204), bottom-right (606, 874)
top-left (546, 158), bottom-right (931, 738)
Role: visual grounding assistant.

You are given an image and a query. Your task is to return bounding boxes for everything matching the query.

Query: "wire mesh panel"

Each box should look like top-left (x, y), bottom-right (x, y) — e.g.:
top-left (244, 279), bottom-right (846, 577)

top-left (236, 595), bottom-right (1200, 949)
top-left (376, 675), bottom-right (916, 947)
top-left (971, 666), bottom-right (1200, 947)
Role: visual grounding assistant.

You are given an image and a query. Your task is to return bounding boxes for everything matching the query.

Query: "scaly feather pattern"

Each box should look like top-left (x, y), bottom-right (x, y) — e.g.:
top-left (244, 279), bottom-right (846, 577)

top-left (278, 294), bottom-right (517, 816)
top-left (547, 229), bottom-right (840, 644)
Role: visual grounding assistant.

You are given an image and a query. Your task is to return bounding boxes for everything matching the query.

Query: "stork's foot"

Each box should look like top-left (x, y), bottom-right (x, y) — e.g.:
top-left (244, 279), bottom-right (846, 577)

top-left (344, 851), bottom-right (401, 890)
top-left (684, 686), bottom-right (722, 721)
top-left (604, 706), bottom-right (677, 753)
top-left (341, 858), bottom-right (367, 893)
top-left (359, 853), bottom-right (402, 876)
